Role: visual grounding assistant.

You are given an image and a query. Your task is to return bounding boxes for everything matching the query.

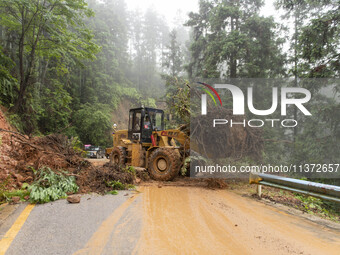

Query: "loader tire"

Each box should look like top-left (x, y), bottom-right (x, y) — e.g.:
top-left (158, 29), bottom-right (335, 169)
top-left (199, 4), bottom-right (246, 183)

top-left (148, 148), bottom-right (181, 181)
top-left (110, 146), bottom-right (126, 166)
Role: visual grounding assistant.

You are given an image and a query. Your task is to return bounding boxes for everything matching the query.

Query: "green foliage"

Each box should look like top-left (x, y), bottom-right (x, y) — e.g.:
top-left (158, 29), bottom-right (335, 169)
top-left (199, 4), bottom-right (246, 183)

top-left (140, 98), bottom-right (157, 108)
top-left (0, 46), bottom-right (17, 107)
top-left (185, 0), bottom-right (286, 78)
top-left (106, 190), bottom-right (118, 195)
top-left (116, 87), bottom-right (140, 103)
top-left (0, 0), bottom-right (99, 134)
top-left (126, 184), bottom-right (136, 190)
top-left (4, 190), bottom-right (30, 202)
top-left (37, 81), bottom-right (73, 134)
top-left (73, 103), bottom-right (112, 147)
top-left (106, 180), bottom-right (126, 190)
top-left (162, 75), bottom-right (191, 125)
top-left (276, 0), bottom-right (339, 77)
top-left (69, 136), bottom-right (86, 156)
top-left (28, 167), bottom-right (78, 204)
top-left (0, 176), bottom-right (30, 204)
top-left (0, 0), bottom-right (99, 116)
top-left (7, 114), bottom-right (24, 133)
top-left (0, 176), bottom-right (11, 203)
top-left (122, 166), bottom-right (136, 176)
top-left (294, 193), bottom-right (339, 221)
top-left (162, 29), bottom-right (183, 76)
top-left (295, 194), bottom-right (323, 212)
top-left (106, 180), bottom-right (135, 191)
top-left (181, 157), bottom-right (191, 176)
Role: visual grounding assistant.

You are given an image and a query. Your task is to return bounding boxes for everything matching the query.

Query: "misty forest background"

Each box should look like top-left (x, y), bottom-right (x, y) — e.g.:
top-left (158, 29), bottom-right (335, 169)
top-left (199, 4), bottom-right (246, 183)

top-left (0, 0), bottom-right (339, 179)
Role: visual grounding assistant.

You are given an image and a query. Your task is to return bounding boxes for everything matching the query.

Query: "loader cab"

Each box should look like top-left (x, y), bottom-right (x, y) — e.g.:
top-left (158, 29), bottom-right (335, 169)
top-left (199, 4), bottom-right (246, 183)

top-left (128, 107), bottom-right (164, 143)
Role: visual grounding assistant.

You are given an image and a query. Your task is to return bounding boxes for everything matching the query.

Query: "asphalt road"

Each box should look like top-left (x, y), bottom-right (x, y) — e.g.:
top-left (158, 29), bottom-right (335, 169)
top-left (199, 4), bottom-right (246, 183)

top-left (0, 186), bottom-right (340, 255)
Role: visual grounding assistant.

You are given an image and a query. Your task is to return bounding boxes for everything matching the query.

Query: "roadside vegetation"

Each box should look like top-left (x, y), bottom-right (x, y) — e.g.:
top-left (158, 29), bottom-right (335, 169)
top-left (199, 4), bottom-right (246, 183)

top-left (0, 165), bottom-right (138, 204)
top-left (228, 180), bottom-right (340, 222)
top-left (0, 177), bottom-right (29, 204)
top-left (0, 167), bottom-right (77, 204)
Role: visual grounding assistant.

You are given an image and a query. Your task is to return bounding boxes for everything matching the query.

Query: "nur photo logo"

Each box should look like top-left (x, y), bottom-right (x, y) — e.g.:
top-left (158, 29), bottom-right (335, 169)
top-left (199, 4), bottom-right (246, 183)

top-left (198, 82), bottom-right (312, 128)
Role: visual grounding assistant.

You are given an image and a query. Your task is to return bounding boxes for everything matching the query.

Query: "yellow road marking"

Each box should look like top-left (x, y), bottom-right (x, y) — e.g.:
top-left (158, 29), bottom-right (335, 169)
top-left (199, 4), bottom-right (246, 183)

top-left (0, 204), bottom-right (35, 255)
top-left (73, 194), bottom-right (140, 255)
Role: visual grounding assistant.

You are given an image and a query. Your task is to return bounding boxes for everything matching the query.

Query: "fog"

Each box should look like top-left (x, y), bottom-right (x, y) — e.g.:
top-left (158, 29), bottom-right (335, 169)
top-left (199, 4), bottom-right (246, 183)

top-left (125, 0), bottom-right (279, 26)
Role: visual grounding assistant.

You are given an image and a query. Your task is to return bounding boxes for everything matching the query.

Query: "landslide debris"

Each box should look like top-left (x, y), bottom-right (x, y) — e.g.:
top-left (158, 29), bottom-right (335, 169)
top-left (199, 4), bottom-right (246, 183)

top-left (206, 179), bottom-right (228, 189)
top-left (75, 163), bottom-right (148, 193)
top-left (0, 109), bottom-right (143, 193)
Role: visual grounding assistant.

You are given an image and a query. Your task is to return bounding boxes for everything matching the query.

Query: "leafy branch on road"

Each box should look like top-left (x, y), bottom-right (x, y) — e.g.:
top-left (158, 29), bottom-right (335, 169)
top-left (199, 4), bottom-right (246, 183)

top-left (28, 166), bottom-right (78, 204)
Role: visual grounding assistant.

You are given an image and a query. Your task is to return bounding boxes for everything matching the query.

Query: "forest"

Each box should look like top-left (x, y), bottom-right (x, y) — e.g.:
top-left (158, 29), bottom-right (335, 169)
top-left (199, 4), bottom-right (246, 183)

top-left (0, 0), bottom-right (339, 173)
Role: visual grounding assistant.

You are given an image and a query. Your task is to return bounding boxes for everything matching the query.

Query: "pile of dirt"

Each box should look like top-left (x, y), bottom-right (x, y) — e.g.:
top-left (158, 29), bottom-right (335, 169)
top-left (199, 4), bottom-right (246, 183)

top-left (74, 163), bottom-right (137, 193)
top-left (15, 134), bottom-right (85, 170)
top-left (0, 129), bottom-right (85, 185)
top-left (0, 132), bottom-right (144, 192)
top-left (0, 109), bottom-right (25, 188)
top-left (260, 193), bottom-right (307, 209)
top-left (206, 179), bottom-right (228, 189)
top-left (0, 109), bottom-right (141, 191)
top-left (191, 106), bottom-right (263, 160)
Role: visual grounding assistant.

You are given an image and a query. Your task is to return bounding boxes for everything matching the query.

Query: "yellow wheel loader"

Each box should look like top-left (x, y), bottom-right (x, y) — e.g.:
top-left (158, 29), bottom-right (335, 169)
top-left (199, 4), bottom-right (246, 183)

top-left (109, 107), bottom-right (190, 181)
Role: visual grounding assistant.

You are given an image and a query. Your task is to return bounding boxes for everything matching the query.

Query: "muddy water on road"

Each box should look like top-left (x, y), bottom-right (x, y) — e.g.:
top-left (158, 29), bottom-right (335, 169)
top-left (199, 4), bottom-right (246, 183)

top-left (136, 186), bottom-right (340, 255)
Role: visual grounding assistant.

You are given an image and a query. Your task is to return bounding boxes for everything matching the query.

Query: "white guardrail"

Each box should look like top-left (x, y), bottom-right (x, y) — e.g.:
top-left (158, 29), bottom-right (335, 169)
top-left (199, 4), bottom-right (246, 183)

top-left (249, 172), bottom-right (340, 203)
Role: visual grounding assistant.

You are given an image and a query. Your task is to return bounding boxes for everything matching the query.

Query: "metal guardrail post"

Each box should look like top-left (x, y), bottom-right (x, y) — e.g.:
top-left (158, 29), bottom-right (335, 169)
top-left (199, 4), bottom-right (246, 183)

top-left (249, 172), bottom-right (340, 203)
top-left (256, 184), bottom-right (262, 197)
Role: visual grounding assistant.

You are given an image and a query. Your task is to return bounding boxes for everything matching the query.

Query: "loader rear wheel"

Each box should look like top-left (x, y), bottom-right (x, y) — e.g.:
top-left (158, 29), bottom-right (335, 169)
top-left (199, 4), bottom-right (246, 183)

top-left (110, 146), bottom-right (126, 166)
top-left (148, 148), bottom-right (181, 181)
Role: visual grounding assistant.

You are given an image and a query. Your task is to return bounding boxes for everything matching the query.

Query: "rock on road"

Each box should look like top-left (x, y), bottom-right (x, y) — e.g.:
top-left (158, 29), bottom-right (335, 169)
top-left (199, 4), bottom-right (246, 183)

top-left (0, 185), bottom-right (339, 255)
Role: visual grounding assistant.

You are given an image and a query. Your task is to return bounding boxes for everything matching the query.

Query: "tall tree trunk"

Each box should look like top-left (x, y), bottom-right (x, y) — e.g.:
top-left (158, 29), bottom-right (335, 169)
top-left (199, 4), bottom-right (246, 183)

top-left (12, 10), bottom-right (26, 113)
top-left (12, 13), bottom-right (42, 114)
top-left (230, 16), bottom-right (237, 78)
top-left (230, 58), bottom-right (237, 78)
top-left (293, 9), bottom-right (299, 142)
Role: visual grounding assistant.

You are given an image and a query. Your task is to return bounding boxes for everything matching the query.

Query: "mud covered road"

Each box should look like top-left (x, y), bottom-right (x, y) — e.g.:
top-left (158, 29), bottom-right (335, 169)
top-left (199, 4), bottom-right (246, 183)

top-left (1, 185), bottom-right (339, 255)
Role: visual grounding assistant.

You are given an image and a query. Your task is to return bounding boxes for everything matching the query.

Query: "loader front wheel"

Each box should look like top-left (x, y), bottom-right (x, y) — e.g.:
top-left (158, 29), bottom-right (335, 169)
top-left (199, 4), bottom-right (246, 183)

top-left (148, 148), bottom-right (181, 181)
top-left (110, 146), bottom-right (126, 166)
